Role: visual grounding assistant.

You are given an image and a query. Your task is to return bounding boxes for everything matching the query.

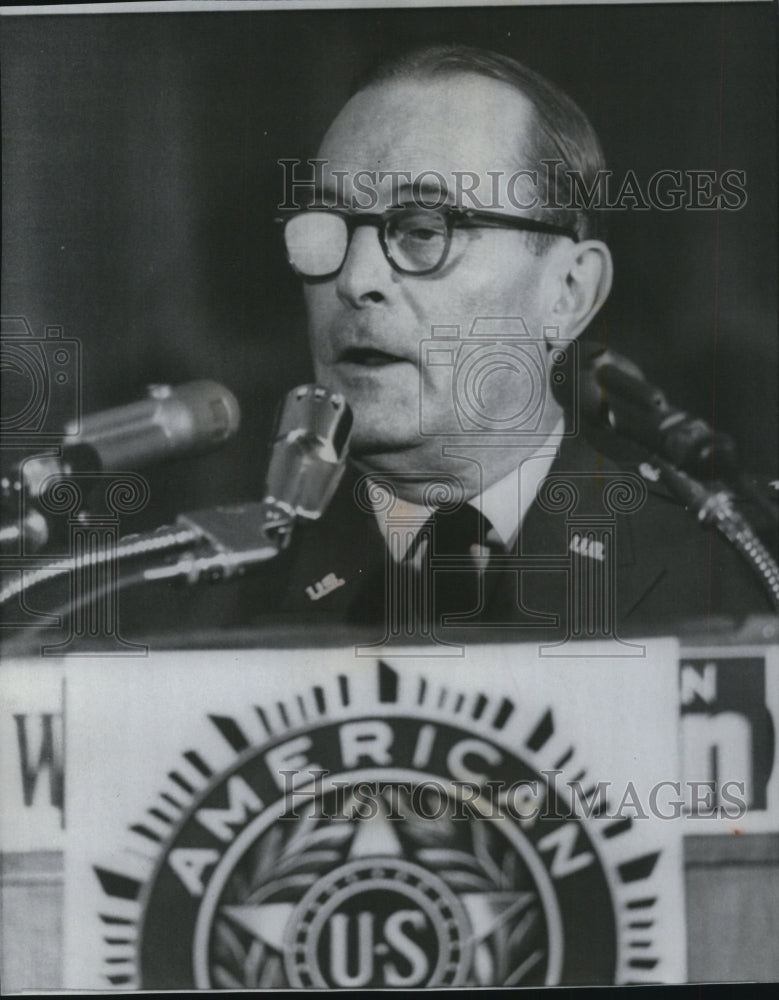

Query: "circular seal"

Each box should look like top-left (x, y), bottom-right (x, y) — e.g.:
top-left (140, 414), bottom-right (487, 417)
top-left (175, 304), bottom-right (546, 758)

top-left (283, 858), bottom-right (471, 988)
top-left (131, 712), bottom-right (627, 989)
top-left (189, 773), bottom-right (572, 989)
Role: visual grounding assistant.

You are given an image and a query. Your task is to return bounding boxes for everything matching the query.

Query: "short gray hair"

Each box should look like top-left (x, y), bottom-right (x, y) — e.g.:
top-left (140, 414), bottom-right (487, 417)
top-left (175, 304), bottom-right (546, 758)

top-left (356, 43), bottom-right (606, 245)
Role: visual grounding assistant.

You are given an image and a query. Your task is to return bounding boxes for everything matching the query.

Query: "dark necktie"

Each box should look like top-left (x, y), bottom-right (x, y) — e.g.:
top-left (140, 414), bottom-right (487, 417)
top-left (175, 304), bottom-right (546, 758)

top-left (411, 503), bottom-right (502, 625)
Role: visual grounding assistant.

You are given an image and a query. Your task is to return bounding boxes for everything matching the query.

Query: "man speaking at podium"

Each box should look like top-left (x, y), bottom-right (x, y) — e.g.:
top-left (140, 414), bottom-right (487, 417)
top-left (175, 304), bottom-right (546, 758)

top-left (239, 43), bottom-right (775, 643)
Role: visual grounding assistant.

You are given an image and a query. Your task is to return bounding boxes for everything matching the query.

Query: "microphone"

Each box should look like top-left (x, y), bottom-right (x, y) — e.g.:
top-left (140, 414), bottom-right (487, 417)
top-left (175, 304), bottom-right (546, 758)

top-left (576, 347), bottom-right (738, 478)
top-left (159, 385), bottom-right (353, 584)
top-left (0, 385), bottom-right (352, 601)
top-left (263, 384), bottom-right (353, 520)
top-left (17, 380), bottom-right (241, 500)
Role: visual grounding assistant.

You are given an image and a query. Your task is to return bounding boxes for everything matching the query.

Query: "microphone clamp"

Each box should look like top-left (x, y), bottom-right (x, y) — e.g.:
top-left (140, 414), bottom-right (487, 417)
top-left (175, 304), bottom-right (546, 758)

top-left (158, 499), bottom-right (296, 586)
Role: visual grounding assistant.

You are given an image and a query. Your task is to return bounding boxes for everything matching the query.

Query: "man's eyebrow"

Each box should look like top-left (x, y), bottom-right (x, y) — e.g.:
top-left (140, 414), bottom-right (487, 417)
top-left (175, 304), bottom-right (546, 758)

top-left (308, 177), bottom-right (458, 209)
top-left (310, 183), bottom-right (348, 207)
top-left (394, 179), bottom-right (456, 206)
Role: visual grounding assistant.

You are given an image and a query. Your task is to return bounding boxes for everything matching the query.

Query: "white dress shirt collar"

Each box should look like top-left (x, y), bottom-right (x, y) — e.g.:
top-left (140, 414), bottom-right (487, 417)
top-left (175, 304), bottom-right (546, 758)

top-left (371, 421), bottom-right (564, 558)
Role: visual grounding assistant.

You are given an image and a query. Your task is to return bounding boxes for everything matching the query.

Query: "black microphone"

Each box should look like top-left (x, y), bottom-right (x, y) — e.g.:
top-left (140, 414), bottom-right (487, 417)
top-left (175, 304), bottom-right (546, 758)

top-left (17, 380), bottom-right (241, 500)
top-left (576, 347), bottom-right (738, 478)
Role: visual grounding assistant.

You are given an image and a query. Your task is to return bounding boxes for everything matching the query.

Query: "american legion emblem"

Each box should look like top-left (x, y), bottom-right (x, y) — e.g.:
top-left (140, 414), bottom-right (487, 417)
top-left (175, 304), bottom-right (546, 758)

top-left (75, 651), bottom-right (682, 988)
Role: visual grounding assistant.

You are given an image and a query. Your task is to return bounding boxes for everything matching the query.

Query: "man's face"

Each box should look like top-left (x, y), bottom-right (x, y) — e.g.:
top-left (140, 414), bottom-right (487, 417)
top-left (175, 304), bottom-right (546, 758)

top-left (303, 73), bottom-right (566, 478)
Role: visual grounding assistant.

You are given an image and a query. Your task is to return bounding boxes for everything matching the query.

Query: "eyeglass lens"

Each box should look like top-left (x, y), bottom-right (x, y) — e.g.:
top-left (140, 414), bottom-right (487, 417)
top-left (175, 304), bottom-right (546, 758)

top-left (388, 210), bottom-right (448, 271)
top-left (284, 209), bottom-right (450, 277)
top-left (284, 212), bottom-right (350, 277)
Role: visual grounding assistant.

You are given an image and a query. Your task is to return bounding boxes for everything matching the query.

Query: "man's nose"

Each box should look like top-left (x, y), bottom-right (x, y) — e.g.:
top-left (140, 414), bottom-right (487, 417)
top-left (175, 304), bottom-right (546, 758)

top-left (335, 224), bottom-right (397, 307)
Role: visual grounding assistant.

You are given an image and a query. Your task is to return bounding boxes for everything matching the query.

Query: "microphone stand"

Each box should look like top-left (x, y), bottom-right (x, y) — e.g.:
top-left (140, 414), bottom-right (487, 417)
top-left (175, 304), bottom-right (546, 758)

top-left (576, 350), bottom-right (779, 612)
top-left (0, 385), bottom-right (352, 631)
top-left (652, 458), bottom-right (779, 612)
top-left (0, 500), bottom-right (293, 611)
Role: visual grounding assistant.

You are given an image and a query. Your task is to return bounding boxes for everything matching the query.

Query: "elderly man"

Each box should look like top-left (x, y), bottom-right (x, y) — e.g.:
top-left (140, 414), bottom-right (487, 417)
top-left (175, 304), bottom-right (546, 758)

top-left (77, 43), bottom-right (767, 647)
top-left (249, 43), bottom-right (773, 643)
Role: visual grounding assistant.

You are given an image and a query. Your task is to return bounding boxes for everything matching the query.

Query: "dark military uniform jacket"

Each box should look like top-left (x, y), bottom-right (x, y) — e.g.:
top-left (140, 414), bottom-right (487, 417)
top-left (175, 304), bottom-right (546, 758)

top-left (39, 428), bottom-right (763, 648)
top-left (218, 431), bottom-right (774, 645)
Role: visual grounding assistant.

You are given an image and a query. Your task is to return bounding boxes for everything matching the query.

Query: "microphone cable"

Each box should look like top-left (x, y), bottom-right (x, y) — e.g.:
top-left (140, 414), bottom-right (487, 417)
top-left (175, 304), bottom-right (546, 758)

top-left (653, 458), bottom-right (779, 613)
top-left (1, 385), bottom-right (352, 623)
top-left (0, 523), bottom-right (201, 608)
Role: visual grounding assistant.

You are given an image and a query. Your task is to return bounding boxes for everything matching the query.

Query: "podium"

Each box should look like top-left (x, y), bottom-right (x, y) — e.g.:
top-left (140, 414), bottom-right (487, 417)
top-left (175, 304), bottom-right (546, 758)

top-left (2, 623), bottom-right (778, 989)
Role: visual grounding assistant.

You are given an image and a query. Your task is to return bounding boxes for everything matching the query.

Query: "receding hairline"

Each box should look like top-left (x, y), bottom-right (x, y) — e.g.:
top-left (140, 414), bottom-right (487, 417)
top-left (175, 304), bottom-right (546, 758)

top-left (343, 44), bottom-right (606, 242)
top-left (357, 62), bottom-right (541, 114)
top-left (349, 43), bottom-right (593, 150)
top-left (323, 70), bottom-right (542, 169)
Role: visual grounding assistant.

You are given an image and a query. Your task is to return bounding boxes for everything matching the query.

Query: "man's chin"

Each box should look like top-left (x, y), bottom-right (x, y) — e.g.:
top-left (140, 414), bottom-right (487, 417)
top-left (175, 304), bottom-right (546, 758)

top-left (344, 397), bottom-right (422, 458)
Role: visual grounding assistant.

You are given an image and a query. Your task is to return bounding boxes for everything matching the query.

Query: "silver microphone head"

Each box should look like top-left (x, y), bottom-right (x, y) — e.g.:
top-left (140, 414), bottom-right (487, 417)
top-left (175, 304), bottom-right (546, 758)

top-left (263, 385), bottom-right (352, 520)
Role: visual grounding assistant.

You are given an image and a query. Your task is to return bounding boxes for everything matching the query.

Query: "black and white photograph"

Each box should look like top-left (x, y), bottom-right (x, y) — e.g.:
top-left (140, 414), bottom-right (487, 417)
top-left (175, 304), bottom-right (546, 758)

top-left (1, 0), bottom-right (777, 990)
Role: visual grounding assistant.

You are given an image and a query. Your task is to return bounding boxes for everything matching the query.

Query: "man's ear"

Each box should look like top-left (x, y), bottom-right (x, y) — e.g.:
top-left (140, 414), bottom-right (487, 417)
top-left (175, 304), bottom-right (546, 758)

top-left (545, 240), bottom-right (613, 340)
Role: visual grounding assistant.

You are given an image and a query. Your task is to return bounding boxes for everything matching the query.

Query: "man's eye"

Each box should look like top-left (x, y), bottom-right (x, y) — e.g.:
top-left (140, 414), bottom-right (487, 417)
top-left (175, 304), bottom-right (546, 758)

top-left (403, 227), bottom-right (441, 242)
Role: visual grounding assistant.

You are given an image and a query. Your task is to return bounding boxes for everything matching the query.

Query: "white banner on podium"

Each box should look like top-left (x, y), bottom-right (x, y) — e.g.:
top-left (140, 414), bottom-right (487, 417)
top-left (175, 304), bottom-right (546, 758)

top-left (0, 662), bottom-right (64, 853)
top-left (61, 640), bottom-right (686, 988)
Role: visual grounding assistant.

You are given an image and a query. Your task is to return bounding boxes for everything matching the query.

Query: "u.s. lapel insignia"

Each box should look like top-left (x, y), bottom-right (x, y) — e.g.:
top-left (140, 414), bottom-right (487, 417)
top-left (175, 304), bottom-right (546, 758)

top-left (569, 533), bottom-right (605, 562)
top-left (305, 572), bottom-right (346, 602)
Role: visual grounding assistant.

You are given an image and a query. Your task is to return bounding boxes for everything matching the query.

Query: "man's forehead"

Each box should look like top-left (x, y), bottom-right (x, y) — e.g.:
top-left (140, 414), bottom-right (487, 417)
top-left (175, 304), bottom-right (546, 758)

top-left (316, 74), bottom-right (536, 196)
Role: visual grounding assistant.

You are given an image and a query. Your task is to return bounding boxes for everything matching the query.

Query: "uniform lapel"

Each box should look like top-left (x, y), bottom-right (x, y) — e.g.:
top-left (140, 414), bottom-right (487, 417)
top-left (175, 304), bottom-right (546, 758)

top-left (267, 435), bottom-right (678, 632)
top-left (515, 432), bottom-right (674, 628)
top-left (276, 465), bottom-right (387, 617)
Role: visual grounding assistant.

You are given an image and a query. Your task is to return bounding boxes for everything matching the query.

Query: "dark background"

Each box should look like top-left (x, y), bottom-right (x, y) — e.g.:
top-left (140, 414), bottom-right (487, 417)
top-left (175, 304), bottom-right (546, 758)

top-left (2, 2), bottom-right (777, 531)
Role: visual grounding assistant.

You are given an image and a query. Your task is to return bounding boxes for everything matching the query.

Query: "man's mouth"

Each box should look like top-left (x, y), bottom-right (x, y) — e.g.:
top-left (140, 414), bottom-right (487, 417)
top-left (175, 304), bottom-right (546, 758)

top-left (338, 347), bottom-right (409, 367)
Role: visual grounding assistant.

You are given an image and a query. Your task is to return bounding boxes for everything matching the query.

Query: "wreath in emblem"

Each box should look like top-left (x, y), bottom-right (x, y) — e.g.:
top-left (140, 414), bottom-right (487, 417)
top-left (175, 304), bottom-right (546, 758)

top-left (207, 781), bottom-right (550, 988)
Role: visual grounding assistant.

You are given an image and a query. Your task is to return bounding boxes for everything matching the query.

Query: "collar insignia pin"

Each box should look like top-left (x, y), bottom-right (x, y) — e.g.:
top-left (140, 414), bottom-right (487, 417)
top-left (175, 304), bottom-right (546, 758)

top-left (569, 533), bottom-right (605, 562)
top-left (306, 572), bottom-right (346, 602)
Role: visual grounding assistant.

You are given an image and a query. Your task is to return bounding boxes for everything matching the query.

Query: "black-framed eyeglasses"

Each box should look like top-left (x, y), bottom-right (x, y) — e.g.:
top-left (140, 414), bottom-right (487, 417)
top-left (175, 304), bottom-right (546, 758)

top-left (276, 205), bottom-right (579, 278)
